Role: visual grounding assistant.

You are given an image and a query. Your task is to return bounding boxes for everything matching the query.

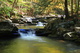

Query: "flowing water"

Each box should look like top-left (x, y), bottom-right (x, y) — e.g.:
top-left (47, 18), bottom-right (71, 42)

top-left (36, 22), bottom-right (44, 26)
top-left (0, 29), bottom-right (80, 53)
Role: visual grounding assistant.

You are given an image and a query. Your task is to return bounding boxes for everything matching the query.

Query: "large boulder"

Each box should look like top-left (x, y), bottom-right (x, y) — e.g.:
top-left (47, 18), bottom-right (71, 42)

top-left (0, 21), bottom-right (20, 38)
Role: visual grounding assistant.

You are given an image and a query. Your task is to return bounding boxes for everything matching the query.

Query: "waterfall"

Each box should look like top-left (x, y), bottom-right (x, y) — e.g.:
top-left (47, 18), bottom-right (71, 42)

top-left (18, 29), bottom-right (45, 42)
top-left (36, 22), bottom-right (44, 26)
top-left (18, 29), bottom-right (36, 38)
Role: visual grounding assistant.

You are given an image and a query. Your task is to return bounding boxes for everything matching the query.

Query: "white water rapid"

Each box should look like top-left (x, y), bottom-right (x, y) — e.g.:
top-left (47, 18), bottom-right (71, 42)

top-left (18, 29), bottom-right (45, 42)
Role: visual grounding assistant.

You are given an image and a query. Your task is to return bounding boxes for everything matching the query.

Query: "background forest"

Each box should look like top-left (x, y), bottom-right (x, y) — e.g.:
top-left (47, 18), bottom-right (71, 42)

top-left (0, 0), bottom-right (80, 19)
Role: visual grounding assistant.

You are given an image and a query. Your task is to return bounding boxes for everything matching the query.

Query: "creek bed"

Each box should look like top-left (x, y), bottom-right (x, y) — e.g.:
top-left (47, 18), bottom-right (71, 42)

top-left (0, 26), bottom-right (80, 53)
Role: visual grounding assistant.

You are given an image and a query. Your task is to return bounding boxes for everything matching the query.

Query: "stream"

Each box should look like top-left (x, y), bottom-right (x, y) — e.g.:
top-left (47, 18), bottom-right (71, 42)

top-left (0, 22), bottom-right (80, 53)
top-left (0, 28), bottom-right (80, 53)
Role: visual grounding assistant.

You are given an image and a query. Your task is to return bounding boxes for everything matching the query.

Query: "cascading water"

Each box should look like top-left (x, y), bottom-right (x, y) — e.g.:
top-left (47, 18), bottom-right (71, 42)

top-left (18, 29), bottom-right (45, 42)
top-left (36, 22), bottom-right (44, 26)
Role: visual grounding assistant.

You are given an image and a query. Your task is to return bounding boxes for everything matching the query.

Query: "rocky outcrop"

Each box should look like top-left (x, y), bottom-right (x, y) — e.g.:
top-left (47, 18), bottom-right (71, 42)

top-left (44, 18), bottom-right (80, 41)
top-left (0, 21), bottom-right (20, 38)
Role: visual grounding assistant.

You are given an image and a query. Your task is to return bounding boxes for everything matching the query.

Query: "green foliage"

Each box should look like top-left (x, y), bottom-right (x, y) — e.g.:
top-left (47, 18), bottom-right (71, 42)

top-left (32, 0), bottom-right (65, 16)
top-left (0, 0), bottom-right (65, 17)
top-left (0, 0), bottom-right (79, 18)
top-left (0, 6), bottom-right (12, 17)
top-left (33, 0), bottom-right (52, 15)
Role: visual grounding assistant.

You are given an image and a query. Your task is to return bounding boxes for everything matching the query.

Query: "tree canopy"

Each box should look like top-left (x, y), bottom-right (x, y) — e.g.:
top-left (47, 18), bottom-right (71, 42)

top-left (0, 0), bottom-right (79, 19)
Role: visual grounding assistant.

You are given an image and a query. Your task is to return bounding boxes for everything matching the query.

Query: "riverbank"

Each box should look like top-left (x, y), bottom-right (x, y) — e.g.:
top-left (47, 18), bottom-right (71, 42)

top-left (44, 18), bottom-right (80, 42)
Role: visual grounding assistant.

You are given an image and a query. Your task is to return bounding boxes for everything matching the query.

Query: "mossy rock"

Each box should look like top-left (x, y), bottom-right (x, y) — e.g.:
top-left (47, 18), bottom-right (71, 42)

top-left (44, 18), bottom-right (80, 39)
top-left (0, 21), bottom-right (19, 38)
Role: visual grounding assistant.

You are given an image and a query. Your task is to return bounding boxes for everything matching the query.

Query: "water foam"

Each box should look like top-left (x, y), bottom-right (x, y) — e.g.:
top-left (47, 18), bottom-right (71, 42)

top-left (18, 29), bottom-right (46, 42)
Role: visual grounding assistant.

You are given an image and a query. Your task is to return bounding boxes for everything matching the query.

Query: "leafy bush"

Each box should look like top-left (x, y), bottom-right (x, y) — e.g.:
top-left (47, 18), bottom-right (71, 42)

top-left (0, 6), bottom-right (12, 17)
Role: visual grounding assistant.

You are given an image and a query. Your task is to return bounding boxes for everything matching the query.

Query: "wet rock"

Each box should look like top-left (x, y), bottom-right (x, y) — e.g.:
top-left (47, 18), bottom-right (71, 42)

top-left (18, 29), bottom-right (33, 33)
top-left (0, 21), bottom-right (20, 38)
top-left (35, 29), bottom-right (51, 36)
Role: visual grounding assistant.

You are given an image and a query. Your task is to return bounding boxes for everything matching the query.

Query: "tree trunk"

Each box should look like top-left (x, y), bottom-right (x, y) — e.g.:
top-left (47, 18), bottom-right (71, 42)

top-left (76, 0), bottom-right (79, 16)
top-left (64, 0), bottom-right (69, 19)
top-left (71, 0), bottom-right (73, 16)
